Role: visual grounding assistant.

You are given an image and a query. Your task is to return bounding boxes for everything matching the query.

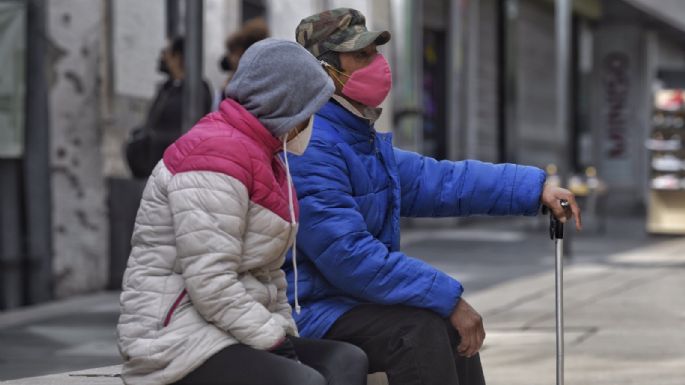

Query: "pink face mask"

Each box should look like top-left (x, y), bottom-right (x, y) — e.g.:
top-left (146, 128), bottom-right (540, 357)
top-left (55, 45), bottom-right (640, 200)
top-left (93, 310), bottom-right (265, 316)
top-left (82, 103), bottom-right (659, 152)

top-left (325, 54), bottom-right (393, 108)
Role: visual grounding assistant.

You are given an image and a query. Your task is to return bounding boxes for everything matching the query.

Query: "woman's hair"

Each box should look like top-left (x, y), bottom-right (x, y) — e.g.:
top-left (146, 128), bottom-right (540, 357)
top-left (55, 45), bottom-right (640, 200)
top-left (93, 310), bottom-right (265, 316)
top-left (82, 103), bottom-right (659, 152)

top-left (226, 17), bottom-right (270, 54)
top-left (170, 36), bottom-right (185, 57)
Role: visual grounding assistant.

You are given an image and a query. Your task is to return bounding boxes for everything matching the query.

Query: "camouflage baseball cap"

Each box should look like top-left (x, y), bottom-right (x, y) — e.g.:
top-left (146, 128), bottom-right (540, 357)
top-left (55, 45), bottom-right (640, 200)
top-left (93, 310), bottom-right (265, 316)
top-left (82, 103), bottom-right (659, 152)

top-left (296, 8), bottom-right (391, 58)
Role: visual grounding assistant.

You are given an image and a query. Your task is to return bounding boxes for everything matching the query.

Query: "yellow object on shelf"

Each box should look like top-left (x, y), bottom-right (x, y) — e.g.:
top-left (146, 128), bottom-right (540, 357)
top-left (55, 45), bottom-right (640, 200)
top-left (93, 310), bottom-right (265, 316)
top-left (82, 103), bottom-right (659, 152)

top-left (647, 190), bottom-right (685, 234)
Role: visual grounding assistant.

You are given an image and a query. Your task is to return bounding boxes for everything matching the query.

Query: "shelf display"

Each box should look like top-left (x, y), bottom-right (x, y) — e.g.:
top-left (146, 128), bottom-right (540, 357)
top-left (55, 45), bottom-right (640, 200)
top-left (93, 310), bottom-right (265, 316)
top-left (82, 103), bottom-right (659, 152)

top-left (646, 88), bottom-right (685, 234)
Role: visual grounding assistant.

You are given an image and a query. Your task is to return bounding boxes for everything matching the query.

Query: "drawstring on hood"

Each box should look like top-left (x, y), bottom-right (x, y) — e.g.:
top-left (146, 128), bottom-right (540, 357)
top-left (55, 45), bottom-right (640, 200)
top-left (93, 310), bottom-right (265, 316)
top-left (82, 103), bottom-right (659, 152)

top-left (282, 136), bottom-right (301, 314)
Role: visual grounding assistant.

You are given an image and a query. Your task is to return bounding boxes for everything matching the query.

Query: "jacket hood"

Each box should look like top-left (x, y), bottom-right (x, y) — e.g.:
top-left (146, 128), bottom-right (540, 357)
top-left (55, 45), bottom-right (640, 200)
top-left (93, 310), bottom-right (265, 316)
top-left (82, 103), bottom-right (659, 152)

top-left (226, 38), bottom-right (335, 138)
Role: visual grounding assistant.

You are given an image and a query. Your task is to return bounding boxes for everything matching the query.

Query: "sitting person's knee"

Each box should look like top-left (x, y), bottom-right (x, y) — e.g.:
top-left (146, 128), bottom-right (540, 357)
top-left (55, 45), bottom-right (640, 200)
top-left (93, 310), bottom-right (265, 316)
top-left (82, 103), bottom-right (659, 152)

top-left (326, 341), bottom-right (368, 373)
top-left (394, 308), bottom-right (454, 346)
top-left (287, 365), bottom-right (327, 385)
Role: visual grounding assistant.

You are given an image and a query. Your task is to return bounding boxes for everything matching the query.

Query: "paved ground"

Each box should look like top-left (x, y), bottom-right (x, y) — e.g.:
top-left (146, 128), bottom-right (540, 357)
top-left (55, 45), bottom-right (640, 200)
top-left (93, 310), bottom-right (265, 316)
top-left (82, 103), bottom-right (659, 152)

top-left (0, 293), bottom-right (121, 381)
top-left (473, 237), bottom-right (685, 385)
top-left (1, 214), bottom-right (684, 384)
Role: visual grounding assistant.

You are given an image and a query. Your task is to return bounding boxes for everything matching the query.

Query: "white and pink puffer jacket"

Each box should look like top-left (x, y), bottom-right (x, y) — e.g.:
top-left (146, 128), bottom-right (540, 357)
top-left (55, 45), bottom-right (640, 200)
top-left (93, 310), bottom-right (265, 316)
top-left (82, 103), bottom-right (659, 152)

top-left (117, 98), bottom-right (300, 385)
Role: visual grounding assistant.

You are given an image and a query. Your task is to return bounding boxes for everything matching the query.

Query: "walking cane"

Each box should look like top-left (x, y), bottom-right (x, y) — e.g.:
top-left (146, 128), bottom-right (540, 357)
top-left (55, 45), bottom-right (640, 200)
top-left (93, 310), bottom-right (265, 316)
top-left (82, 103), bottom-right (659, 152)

top-left (546, 200), bottom-right (569, 385)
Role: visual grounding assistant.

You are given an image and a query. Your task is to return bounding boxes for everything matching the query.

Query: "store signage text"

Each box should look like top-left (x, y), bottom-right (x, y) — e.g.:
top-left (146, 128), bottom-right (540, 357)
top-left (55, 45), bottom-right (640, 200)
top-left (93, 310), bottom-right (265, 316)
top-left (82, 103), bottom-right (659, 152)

top-left (603, 52), bottom-right (630, 158)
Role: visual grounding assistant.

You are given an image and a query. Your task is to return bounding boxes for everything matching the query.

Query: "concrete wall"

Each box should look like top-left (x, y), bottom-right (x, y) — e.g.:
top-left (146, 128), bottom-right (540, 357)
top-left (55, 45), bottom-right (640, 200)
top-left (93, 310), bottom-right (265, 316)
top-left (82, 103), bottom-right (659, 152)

top-left (47, 0), bottom-right (109, 298)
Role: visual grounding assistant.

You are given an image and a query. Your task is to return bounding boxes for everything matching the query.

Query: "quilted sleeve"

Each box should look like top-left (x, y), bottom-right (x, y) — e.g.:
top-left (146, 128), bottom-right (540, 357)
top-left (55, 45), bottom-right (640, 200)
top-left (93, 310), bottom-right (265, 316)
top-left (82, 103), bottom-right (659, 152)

top-left (168, 171), bottom-right (285, 350)
top-left (290, 143), bottom-right (463, 318)
top-left (394, 148), bottom-right (546, 218)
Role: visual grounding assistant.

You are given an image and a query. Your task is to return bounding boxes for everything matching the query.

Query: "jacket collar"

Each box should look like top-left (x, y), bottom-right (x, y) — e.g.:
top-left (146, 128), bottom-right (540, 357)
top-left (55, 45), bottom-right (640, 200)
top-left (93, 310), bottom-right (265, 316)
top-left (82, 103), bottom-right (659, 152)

top-left (219, 98), bottom-right (282, 155)
top-left (317, 100), bottom-right (375, 140)
top-left (331, 95), bottom-right (382, 123)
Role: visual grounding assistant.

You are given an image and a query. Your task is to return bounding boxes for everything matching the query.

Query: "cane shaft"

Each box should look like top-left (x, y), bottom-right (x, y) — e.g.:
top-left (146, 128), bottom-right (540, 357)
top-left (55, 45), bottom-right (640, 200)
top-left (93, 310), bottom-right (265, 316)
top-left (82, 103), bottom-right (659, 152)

top-left (555, 238), bottom-right (565, 385)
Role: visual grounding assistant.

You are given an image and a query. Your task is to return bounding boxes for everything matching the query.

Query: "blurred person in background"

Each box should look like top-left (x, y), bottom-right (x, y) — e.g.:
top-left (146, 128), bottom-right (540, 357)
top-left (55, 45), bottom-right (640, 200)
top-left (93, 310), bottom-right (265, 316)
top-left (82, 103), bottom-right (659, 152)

top-left (117, 39), bottom-right (367, 385)
top-left (216, 17), bottom-right (270, 104)
top-left (125, 36), bottom-right (212, 179)
top-left (284, 8), bottom-right (582, 385)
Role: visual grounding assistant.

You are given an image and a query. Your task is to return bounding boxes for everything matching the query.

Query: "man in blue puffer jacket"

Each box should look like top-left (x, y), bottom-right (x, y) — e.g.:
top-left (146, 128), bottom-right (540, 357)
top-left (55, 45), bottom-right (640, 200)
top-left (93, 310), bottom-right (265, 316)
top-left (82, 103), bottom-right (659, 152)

top-left (286, 8), bottom-right (582, 385)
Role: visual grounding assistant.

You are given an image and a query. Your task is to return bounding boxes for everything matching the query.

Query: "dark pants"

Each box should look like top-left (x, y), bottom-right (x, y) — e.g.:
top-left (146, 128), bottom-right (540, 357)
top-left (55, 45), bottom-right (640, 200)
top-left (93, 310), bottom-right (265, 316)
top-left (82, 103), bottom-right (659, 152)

top-left (172, 337), bottom-right (368, 385)
top-left (325, 304), bottom-right (486, 385)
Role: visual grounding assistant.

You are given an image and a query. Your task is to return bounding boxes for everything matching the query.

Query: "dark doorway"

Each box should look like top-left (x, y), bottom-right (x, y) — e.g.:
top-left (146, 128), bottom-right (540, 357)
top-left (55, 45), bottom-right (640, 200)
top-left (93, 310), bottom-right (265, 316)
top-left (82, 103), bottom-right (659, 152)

top-left (422, 28), bottom-right (448, 160)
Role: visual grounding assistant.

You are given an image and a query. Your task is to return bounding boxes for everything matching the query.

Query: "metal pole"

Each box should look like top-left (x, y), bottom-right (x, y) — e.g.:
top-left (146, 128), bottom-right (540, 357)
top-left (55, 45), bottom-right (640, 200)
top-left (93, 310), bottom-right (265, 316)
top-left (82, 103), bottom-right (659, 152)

top-left (24, 0), bottom-right (53, 304)
top-left (500, 0), bottom-right (519, 163)
top-left (464, 0), bottom-right (479, 159)
top-left (556, 0), bottom-right (572, 258)
top-left (390, 0), bottom-right (423, 152)
top-left (166, 0), bottom-right (180, 39)
top-left (182, 0), bottom-right (204, 132)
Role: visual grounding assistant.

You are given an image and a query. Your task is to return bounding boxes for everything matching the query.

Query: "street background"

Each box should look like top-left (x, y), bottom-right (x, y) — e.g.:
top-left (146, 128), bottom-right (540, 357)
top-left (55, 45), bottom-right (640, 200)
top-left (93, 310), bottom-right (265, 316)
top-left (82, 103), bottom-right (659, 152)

top-left (1, 0), bottom-right (685, 383)
top-left (1, 215), bottom-right (684, 384)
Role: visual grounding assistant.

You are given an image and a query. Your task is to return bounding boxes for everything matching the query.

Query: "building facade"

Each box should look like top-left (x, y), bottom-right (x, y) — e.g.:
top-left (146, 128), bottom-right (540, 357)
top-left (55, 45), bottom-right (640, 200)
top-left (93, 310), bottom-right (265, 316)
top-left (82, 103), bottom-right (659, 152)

top-left (3, 0), bottom-right (685, 308)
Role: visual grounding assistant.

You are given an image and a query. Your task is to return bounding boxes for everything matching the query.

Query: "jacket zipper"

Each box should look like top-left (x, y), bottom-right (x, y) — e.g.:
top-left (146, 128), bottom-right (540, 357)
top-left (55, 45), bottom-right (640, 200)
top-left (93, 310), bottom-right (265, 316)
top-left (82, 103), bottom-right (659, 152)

top-left (163, 289), bottom-right (187, 327)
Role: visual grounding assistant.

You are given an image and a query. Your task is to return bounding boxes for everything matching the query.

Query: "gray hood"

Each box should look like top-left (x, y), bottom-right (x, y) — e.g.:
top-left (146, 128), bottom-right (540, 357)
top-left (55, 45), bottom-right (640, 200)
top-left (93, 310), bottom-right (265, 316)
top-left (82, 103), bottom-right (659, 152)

top-left (226, 38), bottom-right (335, 138)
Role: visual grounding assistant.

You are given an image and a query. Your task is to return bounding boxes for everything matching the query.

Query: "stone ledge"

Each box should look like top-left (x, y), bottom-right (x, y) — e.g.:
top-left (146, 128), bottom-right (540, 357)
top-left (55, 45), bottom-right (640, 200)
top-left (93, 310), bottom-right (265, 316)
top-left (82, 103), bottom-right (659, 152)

top-left (0, 366), bottom-right (389, 385)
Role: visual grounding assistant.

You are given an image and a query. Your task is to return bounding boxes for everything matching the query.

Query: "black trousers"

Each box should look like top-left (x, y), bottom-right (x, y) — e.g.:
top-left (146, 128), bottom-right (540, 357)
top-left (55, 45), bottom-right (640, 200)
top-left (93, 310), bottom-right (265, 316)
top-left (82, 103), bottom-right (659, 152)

top-left (172, 337), bottom-right (368, 385)
top-left (325, 304), bottom-right (486, 385)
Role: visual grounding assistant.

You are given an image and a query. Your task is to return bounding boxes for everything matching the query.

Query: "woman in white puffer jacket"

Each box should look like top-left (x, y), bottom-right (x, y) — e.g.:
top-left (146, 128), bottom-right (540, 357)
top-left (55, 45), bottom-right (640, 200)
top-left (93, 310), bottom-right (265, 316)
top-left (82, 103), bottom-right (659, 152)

top-left (116, 39), bottom-right (368, 385)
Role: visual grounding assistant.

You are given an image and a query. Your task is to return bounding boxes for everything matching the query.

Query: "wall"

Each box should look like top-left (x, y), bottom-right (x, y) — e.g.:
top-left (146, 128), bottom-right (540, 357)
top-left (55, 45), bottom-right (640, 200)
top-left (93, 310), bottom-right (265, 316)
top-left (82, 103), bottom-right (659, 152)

top-left (47, 0), bottom-right (109, 297)
top-left (266, 0), bottom-right (317, 40)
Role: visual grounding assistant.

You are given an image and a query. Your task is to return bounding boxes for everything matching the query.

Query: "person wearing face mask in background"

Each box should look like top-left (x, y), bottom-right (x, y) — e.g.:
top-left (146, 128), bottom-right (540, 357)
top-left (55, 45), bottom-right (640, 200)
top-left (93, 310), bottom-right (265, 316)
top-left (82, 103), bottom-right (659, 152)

top-left (285, 8), bottom-right (583, 385)
top-left (117, 38), bottom-right (368, 385)
top-left (215, 17), bottom-right (270, 108)
top-left (125, 37), bottom-right (213, 179)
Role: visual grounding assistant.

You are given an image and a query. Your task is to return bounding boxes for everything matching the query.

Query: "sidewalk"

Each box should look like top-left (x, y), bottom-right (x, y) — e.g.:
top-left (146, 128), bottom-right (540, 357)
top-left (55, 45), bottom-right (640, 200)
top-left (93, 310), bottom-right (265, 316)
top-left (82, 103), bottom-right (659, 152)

top-left (0, 293), bottom-right (121, 382)
top-left (1, 216), bottom-right (684, 384)
top-left (473, 237), bottom-right (685, 385)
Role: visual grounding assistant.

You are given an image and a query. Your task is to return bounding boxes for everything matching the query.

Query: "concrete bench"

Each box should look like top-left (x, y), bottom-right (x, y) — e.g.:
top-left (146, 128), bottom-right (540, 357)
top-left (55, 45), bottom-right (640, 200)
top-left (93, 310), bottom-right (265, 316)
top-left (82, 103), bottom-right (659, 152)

top-left (0, 366), bottom-right (389, 385)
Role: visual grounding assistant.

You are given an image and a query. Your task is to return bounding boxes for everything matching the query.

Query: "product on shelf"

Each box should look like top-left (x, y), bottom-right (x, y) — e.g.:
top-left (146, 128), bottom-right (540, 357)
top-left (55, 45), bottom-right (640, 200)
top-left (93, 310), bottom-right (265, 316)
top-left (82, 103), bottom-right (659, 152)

top-left (648, 87), bottom-right (685, 234)
top-left (655, 89), bottom-right (685, 111)
top-left (651, 174), bottom-right (681, 190)
top-left (652, 154), bottom-right (683, 172)
top-left (645, 138), bottom-right (682, 151)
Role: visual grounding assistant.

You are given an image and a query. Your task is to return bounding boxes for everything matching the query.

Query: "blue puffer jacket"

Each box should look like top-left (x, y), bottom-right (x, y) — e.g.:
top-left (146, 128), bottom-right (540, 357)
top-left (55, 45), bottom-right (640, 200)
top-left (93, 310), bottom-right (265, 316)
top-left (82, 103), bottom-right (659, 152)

top-left (285, 100), bottom-right (546, 338)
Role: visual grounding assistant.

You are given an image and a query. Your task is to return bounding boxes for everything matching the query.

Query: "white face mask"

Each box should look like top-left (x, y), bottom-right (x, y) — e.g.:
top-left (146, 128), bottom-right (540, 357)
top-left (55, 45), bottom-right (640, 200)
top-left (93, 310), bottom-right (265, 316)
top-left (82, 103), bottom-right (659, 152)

top-left (284, 117), bottom-right (314, 156)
